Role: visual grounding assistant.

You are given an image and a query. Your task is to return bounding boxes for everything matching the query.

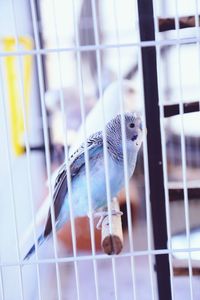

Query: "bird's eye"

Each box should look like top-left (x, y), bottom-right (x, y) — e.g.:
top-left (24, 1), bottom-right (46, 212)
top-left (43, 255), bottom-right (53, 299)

top-left (129, 123), bottom-right (135, 128)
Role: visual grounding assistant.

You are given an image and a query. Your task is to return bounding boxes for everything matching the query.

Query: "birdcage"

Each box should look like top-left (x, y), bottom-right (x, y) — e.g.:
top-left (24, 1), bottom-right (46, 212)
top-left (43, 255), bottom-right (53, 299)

top-left (0, 0), bottom-right (200, 299)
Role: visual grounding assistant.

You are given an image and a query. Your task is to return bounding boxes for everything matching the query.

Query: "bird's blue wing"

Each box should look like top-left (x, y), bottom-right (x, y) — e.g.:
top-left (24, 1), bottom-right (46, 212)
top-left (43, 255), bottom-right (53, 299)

top-left (24, 132), bottom-right (104, 260)
top-left (43, 131), bottom-right (103, 238)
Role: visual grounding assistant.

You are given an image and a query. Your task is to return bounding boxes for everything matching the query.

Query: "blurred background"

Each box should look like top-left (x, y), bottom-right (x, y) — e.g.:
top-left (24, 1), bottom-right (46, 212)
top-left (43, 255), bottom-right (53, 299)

top-left (0, 0), bottom-right (200, 299)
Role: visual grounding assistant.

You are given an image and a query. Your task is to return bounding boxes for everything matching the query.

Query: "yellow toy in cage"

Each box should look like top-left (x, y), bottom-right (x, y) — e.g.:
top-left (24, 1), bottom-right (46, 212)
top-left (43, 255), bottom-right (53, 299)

top-left (2, 36), bottom-right (33, 156)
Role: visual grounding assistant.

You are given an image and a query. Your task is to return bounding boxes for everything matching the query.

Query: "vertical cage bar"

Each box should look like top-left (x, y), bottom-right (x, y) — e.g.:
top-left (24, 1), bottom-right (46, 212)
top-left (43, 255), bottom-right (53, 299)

top-left (137, 41), bottom-right (157, 300)
top-left (137, 1), bottom-right (172, 299)
top-left (0, 264), bottom-right (4, 300)
top-left (134, 2), bottom-right (157, 299)
top-left (51, 1), bottom-right (81, 299)
top-left (152, 0), bottom-right (175, 298)
top-left (10, 1), bottom-right (42, 298)
top-left (90, 0), bottom-right (119, 299)
top-left (33, 1), bottom-right (48, 90)
top-left (112, 2), bottom-right (138, 299)
top-left (157, 46), bottom-right (175, 300)
top-left (29, 1), bottom-right (62, 299)
top-left (72, 0), bottom-right (100, 299)
top-left (33, 0), bottom-right (53, 160)
top-left (0, 62), bottom-right (24, 300)
top-left (156, 49), bottom-right (175, 300)
top-left (174, 2), bottom-right (194, 298)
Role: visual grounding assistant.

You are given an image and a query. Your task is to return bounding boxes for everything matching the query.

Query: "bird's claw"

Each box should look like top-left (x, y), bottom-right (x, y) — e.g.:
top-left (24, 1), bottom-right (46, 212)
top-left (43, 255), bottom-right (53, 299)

top-left (93, 210), bottom-right (123, 230)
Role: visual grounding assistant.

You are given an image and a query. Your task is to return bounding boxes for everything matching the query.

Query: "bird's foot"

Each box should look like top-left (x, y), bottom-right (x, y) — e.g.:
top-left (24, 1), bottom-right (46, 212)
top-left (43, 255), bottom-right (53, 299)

top-left (93, 210), bottom-right (123, 230)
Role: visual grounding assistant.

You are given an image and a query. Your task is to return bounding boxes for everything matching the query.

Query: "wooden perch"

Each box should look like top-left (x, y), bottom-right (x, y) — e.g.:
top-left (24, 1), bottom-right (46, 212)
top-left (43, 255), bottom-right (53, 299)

top-left (101, 198), bottom-right (123, 255)
top-left (168, 180), bottom-right (200, 202)
top-left (164, 101), bottom-right (200, 118)
top-left (159, 16), bottom-right (200, 32)
top-left (174, 266), bottom-right (200, 276)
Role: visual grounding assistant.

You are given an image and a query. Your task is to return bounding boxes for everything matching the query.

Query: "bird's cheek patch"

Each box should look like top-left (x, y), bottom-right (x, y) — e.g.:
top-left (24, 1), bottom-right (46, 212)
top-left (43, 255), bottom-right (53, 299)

top-left (131, 134), bottom-right (138, 142)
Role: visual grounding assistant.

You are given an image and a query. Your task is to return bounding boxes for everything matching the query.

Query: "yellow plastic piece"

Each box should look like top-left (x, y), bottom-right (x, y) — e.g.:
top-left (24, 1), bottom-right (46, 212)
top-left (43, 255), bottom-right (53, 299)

top-left (2, 36), bottom-right (33, 155)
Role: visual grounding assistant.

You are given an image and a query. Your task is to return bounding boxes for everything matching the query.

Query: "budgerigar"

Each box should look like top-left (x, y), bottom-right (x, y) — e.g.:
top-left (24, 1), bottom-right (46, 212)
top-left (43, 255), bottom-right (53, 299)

top-left (24, 113), bottom-right (143, 260)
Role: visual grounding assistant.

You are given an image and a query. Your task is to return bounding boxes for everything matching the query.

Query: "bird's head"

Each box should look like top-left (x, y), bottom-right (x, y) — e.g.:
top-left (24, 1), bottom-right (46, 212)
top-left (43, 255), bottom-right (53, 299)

top-left (124, 112), bottom-right (143, 150)
top-left (106, 113), bottom-right (143, 153)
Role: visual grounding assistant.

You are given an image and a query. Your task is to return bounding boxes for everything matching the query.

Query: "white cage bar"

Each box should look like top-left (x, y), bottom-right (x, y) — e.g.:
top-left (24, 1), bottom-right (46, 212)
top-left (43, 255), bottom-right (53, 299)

top-left (1, 0), bottom-right (200, 299)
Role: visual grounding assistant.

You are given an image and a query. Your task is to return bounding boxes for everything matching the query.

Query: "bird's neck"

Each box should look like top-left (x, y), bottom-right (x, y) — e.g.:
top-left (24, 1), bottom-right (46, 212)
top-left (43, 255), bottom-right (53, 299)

top-left (107, 137), bottom-right (123, 161)
top-left (107, 138), bottom-right (137, 171)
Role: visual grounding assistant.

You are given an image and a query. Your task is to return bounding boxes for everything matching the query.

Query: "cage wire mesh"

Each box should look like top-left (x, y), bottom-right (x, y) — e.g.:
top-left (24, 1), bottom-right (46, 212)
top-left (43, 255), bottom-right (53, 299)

top-left (0, 0), bottom-right (200, 299)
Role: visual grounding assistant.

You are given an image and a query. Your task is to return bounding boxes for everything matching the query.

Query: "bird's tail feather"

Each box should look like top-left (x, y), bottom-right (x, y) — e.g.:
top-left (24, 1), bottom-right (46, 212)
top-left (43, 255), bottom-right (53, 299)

top-left (23, 234), bottom-right (44, 260)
